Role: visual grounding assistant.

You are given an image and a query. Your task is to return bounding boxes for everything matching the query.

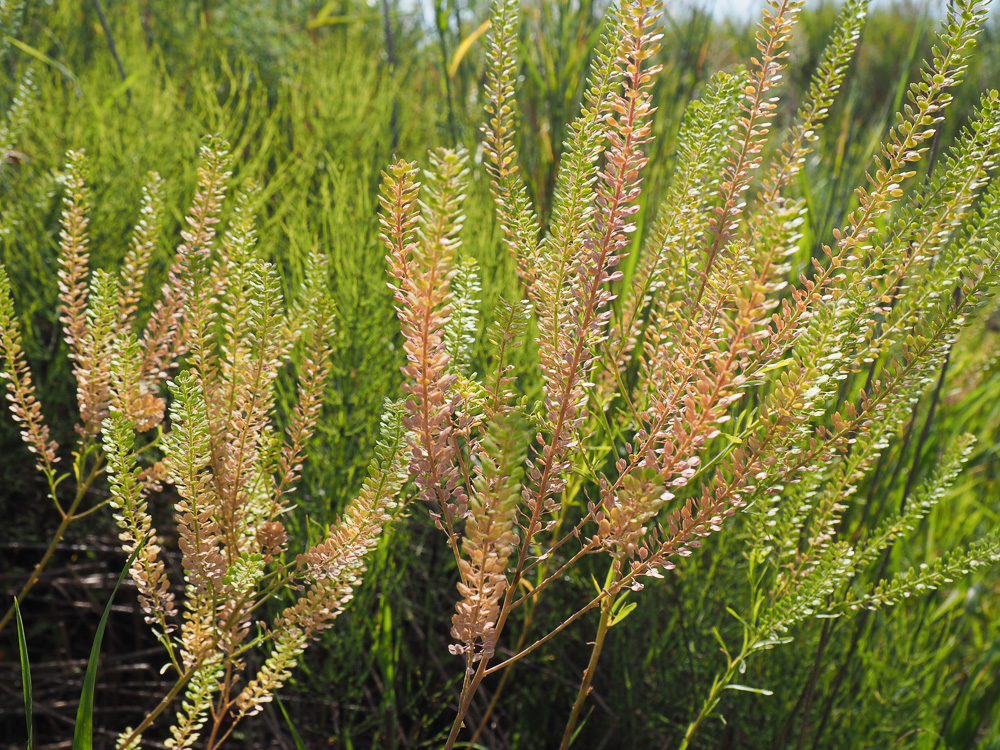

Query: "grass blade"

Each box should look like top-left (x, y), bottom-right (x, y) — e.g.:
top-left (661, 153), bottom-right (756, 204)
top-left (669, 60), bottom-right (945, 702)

top-left (276, 694), bottom-right (308, 750)
top-left (15, 598), bottom-right (33, 750)
top-left (72, 540), bottom-right (146, 750)
top-left (448, 19), bottom-right (491, 78)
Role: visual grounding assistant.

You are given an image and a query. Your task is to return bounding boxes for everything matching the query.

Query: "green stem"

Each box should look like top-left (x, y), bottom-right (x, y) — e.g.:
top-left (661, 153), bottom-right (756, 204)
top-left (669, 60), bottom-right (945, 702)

top-left (679, 631), bottom-right (757, 750)
top-left (444, 658), bottom-right (487, 750)
top-left (560, 594), bottom-right (613, 750)
top-left (468, 605), bottom-right (534, 746)
top-left (678, 660), bottom-right (740, 750)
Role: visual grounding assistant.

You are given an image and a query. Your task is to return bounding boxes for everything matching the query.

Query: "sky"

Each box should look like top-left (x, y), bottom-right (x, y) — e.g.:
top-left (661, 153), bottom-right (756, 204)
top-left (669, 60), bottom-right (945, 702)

top-left (408, 1), bottom-right (976, 35)
top-left (682, 0), bottom-right (952, 22)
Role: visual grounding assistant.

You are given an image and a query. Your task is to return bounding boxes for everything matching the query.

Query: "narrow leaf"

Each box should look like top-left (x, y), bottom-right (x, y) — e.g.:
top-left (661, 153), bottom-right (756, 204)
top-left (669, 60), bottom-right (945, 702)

top-left (276, 695), bottom-right (307, 750)
top-left (15, 598), bottom-right (32, 750)
top-left (724, 683), bottom-right (774, 696)
top-left (448, 19), bottom-right (491, 78)
top-left (72, 539), bottom-right (146, 750)
top-left (609, 601), bottom-right (637, 627)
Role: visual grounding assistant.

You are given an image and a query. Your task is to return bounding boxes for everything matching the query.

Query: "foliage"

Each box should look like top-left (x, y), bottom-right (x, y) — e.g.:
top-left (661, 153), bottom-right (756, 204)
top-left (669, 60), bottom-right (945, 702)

top-left (3, 0), bottom-right (1000, 748)
top-left (384, 0), bottom-right (1000, 747)
top-left (1, 138), bottom-right (412, 747)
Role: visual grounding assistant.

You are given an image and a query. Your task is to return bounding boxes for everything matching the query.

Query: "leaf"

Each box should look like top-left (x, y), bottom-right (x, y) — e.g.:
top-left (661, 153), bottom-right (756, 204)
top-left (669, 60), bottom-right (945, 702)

top-left (449, 19), bottom-right (492, 78)
top-left (2, 35), bottom-right (79, 86)
top-left (100, 72), bottom-right (142, 111)
top-left (752, 636), bottom-right (794, 651)
top-left (306, 1), bottom-right (379, 29)
top-left (589, 572), bottom-right (602, 596)
top-left (609, 601), bottom-right (637, 627)
top-left (72, 539), bottom-right (146, 750)
top-left (710, 627), bottom-right (730, 658)
top-left (760, 357), bottom-right (795, 374)
top-left (602, 564), bottom-right (617, 591)
top-left (15, 598), bottom-right (32, 750)
top-left (276, 695), bottom-right (307, 750)
top-left (723, 683), bottom-right (774, 696)
top-left (311, 0), bottom-right (338, 22)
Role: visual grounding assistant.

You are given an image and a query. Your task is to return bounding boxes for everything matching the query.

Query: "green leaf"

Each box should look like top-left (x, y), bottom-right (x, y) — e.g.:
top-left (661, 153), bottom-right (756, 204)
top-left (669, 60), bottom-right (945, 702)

top-left (602, 563), bottom-right (616, 591)
top-left (2, 35), bottom-right (79, 86)
top-left (305, 11), bottom-right (378, 29)
top-left (589, 572), bottom-right (602, 596)
top-left (710, 627), bottom-right (731, 658)
top-left (609, 601), bottom-right (637, 627)
top-left (756, 357), bottom-right (795, 374)
top-left (276, 695), bottom-right (307, 750)
top-left (724, 683), bottom-right (774, 696)
top-left (752, 636), bottom-right (794, 652)
top-left (15, 598), bottom-right (32, 750)
top-left (72, 540), bottom-right (146, 750)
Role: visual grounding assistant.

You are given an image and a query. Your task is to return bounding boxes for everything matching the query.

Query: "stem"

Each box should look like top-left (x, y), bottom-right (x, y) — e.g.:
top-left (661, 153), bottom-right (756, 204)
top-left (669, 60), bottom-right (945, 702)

top-left (433, 0), bottom-right (458, 145)
top-left (118, 580), bottom-right (277, 747)
top-left (69, 498), bottom-right (112, 519)
top-left (381, 0), bottom-right (399, 150)
top-left (513, 542), bottom-right (597, 609)
top-left (0, 456), bottom-right (102, 634)
top-left (678, 651), bottom-right (744, 750)
top-left (119, 665), bottom-right (199, 747)
top-left (444, 657), bottom-right (486, 750)
top-left (205, 661), bottom-right (233, 750)
top-left (485, 589), bottom-right (610, 676)
top-left (91, 0), bottom-right (131, 98)
top-left (792, 619), bottom-right (832, 750)
top-left (468, 600), bottom-right (537, 745)
top-left (560, 594), bottom-right (613, 750)
top-left (207, 719), bottom-right (238, 750)
top-left (445, 583), bottom-right (613, 749)
top-left (0, 499), bottom-right (78, 632)
top-left (811, 352), bottom-right (952, 748)
top-left (469, 515), bottom-right (585, 745)
top-left (774, 617), bottom-right (831, 748)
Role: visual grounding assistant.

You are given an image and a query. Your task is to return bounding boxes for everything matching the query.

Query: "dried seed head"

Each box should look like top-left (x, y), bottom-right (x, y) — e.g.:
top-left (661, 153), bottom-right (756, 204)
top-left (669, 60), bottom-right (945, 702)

top-left (257, 521), bottom-right (288, 563)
